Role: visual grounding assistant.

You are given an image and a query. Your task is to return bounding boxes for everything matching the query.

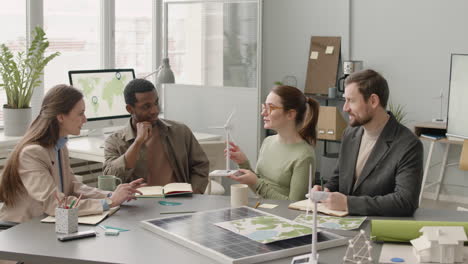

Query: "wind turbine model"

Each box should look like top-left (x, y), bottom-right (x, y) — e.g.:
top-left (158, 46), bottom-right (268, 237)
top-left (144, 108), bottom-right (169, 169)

top-left (292, 165), bottom-right (329, 264)
top-left (208, 109), bottom-right (240, 177)
top-left (432, 86), bottom-right (446, 123)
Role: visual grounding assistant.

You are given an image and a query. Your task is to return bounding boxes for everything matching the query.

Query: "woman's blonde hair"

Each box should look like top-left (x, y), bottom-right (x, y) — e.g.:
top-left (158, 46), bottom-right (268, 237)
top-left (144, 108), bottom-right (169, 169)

top-left (0, 84), bottom-right (83, 207)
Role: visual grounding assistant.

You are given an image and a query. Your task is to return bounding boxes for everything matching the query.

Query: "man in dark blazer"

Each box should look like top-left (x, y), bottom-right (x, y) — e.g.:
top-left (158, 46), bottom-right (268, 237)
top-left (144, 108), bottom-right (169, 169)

top-left (312, 69), bottom-right (423, 216)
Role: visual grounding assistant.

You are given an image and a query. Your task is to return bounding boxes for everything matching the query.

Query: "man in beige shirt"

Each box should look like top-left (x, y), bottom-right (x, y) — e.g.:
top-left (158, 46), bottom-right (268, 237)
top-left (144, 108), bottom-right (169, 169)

top-left (103, 79), bottom-right (209, 193)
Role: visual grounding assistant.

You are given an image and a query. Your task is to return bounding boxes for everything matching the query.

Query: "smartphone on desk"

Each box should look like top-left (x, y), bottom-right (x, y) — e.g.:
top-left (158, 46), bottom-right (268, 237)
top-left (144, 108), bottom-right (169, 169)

top-left (57, 230), bottom-right (96, 242)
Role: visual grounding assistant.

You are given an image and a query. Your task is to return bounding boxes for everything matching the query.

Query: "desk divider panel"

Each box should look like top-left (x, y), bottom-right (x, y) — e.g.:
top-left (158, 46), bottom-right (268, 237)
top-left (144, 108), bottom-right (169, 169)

top-left (163, 84), bottom-right (259, 165)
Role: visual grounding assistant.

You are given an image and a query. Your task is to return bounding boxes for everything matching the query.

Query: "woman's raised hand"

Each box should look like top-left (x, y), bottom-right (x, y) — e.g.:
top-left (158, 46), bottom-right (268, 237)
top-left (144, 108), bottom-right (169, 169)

top-left (224, 141), bottom-right (247, 165)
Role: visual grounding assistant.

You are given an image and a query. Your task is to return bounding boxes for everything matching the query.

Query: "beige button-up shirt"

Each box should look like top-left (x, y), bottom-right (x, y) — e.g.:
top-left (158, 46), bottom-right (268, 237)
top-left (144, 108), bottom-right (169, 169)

top-left (103, 118), bottom-right (209, 193)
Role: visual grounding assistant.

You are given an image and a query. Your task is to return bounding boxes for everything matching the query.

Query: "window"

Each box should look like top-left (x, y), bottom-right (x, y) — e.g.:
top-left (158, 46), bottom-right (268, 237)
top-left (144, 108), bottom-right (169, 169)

top-left (166, 1), bottom-right (258, 88)
top-left (43, 0), bottom-right (100, 91)
top-left (115, 1), bottom-right (153, 78)
top-left (0, 0), bottom-right (26, 126)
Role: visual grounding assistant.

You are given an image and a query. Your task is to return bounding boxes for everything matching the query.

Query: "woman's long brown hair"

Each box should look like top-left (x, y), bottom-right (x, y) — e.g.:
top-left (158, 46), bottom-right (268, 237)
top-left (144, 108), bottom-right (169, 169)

top-left (0, 84), bottom-right (83, 207)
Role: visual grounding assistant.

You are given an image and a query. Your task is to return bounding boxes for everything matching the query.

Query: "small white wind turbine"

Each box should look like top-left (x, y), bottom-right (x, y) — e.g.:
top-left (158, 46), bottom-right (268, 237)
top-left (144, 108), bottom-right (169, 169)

top-left (208, 109), bottom-right (240, 177)
top-left (292, 166), bottom-right (329, 264)
top-left (432, 86), bottom-right (446, 123)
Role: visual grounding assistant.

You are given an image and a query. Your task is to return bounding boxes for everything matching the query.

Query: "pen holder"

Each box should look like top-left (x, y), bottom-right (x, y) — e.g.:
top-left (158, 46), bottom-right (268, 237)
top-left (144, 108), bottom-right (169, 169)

top-left (55, 207), bottom-right (78, 234)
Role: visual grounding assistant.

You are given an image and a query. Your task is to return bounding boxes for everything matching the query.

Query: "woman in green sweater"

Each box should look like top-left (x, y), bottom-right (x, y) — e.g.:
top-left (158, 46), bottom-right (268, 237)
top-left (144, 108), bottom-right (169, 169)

top-left (228, 85), bottom-right (319, 201)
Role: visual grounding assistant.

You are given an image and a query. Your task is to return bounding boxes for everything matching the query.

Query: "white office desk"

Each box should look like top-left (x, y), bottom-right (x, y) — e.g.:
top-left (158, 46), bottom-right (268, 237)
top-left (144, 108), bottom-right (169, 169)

top-left (0, 133), bottom-right (21, 148)
top-left (0, 130), bottom-right (221, 163)
top-left (66, 132), bottom-right (222, 163)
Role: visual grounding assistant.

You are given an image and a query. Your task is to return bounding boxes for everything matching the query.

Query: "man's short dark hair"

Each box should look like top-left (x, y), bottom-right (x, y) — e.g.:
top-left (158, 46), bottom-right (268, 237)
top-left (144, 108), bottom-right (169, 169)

top-left (124, 78), bottom-right (157, 106)
top-left (345, 69), bottom-right (389, 108)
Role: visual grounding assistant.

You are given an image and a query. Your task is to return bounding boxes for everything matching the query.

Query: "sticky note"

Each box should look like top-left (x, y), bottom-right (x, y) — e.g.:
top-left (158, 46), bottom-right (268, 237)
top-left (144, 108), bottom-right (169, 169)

top-left (258, 204), bottom-right (278, 209)
top-left (325, 46), bottom-right (334, 54)
top-left (310, 51), bottom-right (319, 60)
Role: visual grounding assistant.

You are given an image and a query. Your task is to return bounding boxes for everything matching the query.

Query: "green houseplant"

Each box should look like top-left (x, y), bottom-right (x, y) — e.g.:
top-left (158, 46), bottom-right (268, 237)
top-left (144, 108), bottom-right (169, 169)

top-left (0, 26), bottom-right (60, 136)
top-left (388, 101), bottom-right (408, 125)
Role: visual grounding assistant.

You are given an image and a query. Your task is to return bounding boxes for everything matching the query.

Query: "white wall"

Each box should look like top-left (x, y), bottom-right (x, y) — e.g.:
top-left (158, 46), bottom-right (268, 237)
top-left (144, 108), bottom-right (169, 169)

top-left (262, 0), bottom-right (468, 202)
top-left (262, 0), bottom-right (349, 101)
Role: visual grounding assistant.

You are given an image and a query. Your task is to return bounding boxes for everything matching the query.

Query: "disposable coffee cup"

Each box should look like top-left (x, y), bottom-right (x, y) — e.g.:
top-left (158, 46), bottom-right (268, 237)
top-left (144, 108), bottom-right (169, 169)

top-left (231, 184), bottom-right (249, 207)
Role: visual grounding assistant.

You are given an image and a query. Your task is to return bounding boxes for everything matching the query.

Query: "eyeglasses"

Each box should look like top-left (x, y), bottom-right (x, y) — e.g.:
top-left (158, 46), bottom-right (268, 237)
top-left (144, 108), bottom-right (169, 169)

top-left (261, 103), bottom-right (284, 115)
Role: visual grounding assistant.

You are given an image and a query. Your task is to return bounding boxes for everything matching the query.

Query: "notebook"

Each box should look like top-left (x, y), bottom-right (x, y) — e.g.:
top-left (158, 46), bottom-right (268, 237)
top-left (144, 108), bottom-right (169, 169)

top-left (136, 183), bottom-right (193, 198)
top-left (288, 199), bottom-right (348, 217)
top-left (41, 206), bottom-right (120, 225)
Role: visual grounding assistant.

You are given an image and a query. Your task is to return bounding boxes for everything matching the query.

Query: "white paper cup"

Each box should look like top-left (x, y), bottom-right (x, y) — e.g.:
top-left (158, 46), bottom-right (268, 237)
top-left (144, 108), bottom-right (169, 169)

top-left (231, 184), bottom-right (249, 208)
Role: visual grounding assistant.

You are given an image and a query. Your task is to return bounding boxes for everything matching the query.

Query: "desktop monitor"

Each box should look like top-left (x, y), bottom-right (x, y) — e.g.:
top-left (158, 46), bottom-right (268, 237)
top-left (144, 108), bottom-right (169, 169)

top-left (446, 54), bottom-right (468, 140)
top-left (69, 69), bottom-right (135, 121)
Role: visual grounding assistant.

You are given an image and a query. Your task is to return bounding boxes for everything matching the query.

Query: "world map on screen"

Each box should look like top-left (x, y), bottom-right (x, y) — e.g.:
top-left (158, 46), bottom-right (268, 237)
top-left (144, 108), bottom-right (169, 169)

top-left (72, 71), bottom-right (132, 119)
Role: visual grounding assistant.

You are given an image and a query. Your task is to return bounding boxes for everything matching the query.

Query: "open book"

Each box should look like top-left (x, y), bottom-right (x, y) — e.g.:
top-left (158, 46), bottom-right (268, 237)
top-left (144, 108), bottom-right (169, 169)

top-left (288, 199), bottom-right (348, 217)
top-left (41, 206), bottom-right (120, 225)
top-left (136, 183), bottom-right (193, 198)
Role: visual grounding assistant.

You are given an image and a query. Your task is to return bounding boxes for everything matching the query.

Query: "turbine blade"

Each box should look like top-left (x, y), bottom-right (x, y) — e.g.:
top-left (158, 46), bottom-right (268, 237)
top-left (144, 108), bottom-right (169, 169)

top-left (224, 109), bottom-right (236, 127)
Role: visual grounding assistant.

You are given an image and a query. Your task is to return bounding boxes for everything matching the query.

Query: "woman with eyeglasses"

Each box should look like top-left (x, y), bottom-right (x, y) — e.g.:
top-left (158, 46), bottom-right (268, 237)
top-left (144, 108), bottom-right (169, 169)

top-left (227, 85), bottom-right (319, 201)
top-left (0, 84), bottom-right (146, 223)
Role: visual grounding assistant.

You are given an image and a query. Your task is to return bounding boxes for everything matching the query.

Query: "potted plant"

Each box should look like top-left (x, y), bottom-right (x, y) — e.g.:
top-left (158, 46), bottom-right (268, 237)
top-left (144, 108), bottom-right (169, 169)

top-left (0, 26), bottom-right (60, 136)
top-left (388, 101), bottom-right (408, 125)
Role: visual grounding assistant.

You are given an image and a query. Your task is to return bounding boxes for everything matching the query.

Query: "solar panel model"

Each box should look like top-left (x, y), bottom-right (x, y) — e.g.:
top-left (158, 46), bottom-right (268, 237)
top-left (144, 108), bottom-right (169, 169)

top-left (140, 206), bottom-right (348, 264)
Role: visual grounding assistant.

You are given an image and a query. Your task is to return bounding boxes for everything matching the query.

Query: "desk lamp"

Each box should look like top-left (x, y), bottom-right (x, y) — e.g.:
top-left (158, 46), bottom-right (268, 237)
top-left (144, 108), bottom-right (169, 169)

top-left (143, 58), bottom-right (175, 84)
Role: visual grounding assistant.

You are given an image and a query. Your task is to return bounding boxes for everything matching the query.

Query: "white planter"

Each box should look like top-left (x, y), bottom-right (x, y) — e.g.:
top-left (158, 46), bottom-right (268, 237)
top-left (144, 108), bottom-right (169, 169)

top-left (3, 107), bottom-right (32, 136)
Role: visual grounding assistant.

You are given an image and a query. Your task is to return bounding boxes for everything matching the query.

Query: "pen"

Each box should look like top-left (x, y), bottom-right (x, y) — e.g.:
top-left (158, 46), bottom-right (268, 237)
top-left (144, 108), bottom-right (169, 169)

top-left (160, 211), bottom-right (196, 215)
top-left (73, 194), bottom-right (83, 208)
top-left (69, 200), bottom-right (76, 209)
top-left (254, 201), bottom-right (261, 209)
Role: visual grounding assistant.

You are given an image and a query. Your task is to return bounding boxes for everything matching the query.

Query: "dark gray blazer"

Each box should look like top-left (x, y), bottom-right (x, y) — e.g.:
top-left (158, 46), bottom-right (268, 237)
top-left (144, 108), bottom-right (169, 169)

top-left (324, 113), bottom-right (423, 216)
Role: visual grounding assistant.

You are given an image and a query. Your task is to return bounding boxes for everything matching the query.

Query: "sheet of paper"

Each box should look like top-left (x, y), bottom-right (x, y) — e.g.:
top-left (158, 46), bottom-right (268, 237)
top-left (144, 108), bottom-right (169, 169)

top-left (258, 203), bottom-right (278, 209)
top-left (310, 51), bottom-right (319, 60)
top-left (325, 46), bottom-right (334, 54)
top-left (294, 214), bottom-right (366, 231)
top-left (41, 207), bottom-right (119, 225)
top-left (215, 215), bottom-right (312, 244)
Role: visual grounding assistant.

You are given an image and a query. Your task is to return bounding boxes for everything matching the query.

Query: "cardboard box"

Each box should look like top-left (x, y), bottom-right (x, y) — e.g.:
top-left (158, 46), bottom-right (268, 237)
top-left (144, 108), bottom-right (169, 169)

top-left (317, 106), bottom-right (347, 141)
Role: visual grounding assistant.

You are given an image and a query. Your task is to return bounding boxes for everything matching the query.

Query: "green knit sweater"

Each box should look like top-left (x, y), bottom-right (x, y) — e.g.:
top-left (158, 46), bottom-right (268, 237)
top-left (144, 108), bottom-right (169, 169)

top-left (240, 135), bottom-right (315, 201)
